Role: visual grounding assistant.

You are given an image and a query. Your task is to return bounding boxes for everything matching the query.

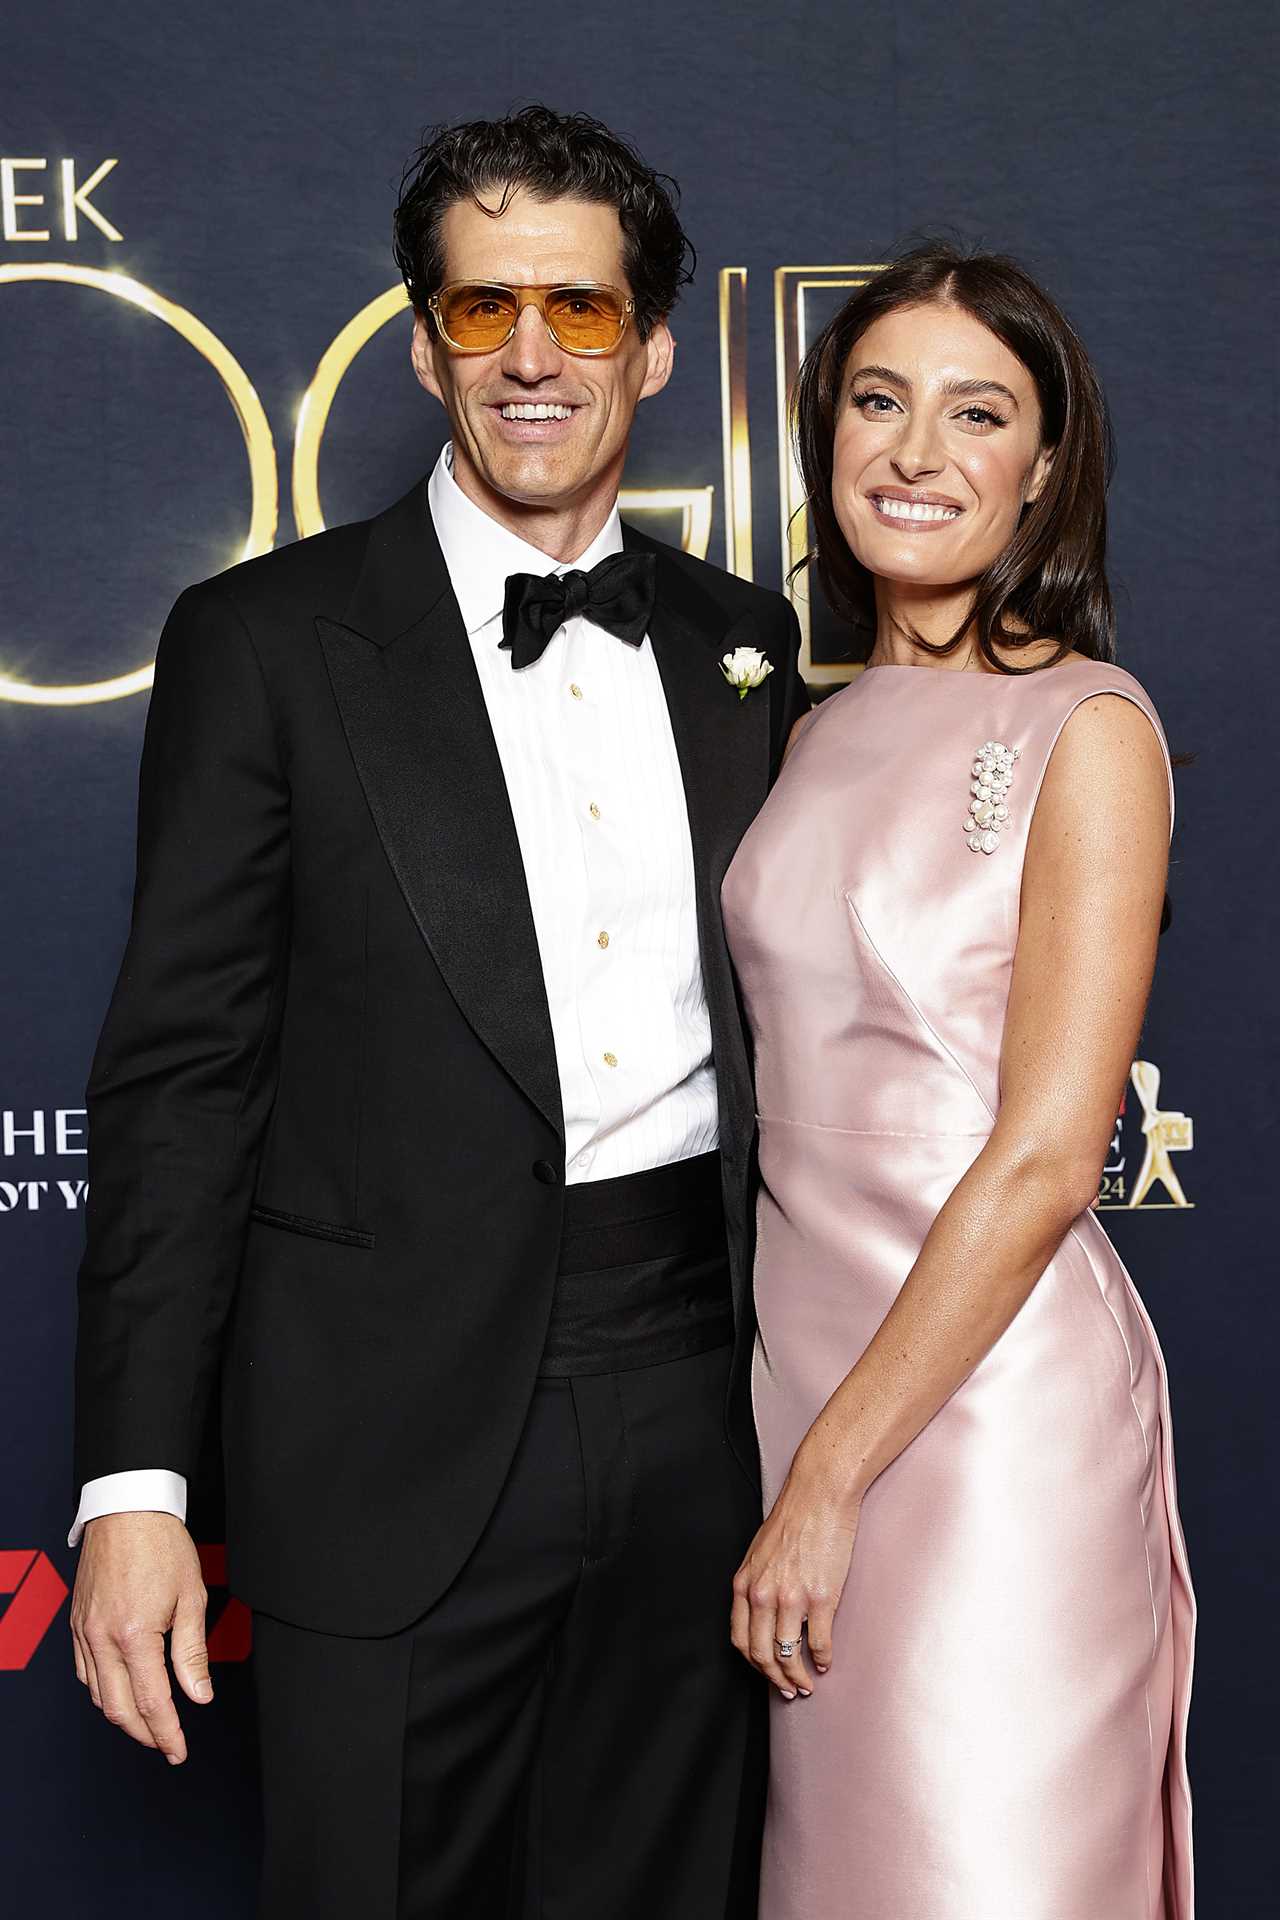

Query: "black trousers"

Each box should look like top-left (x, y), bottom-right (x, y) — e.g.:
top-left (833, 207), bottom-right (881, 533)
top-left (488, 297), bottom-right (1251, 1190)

top-left (253, 1166), bottom-right (766, 1919)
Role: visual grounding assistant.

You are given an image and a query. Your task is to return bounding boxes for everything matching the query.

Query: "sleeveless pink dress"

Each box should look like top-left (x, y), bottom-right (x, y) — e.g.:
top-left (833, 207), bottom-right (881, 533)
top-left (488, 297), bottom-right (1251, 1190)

top-left (721, 657), bottom-right (1195, 1920)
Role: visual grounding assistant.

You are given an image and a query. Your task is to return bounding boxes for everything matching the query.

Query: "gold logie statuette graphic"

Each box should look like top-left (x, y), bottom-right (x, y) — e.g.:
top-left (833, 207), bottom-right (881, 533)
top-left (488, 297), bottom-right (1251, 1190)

top-left (1096, 1060), bottom-right (1194, 1211)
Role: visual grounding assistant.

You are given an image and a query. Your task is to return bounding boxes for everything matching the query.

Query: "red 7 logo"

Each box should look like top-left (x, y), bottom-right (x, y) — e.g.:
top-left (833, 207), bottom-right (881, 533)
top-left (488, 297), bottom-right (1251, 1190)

top-left (197, 1544), bottom-right (253, 1662)
top-left (0, 1550), bottom-right (68, 1669)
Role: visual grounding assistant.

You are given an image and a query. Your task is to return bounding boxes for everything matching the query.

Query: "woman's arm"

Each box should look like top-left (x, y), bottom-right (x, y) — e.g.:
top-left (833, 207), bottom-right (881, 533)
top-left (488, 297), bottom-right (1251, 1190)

top-left (781, 706), bottom-right (818, 766)
top-left (731, 691), bottom-right (1171, 1697)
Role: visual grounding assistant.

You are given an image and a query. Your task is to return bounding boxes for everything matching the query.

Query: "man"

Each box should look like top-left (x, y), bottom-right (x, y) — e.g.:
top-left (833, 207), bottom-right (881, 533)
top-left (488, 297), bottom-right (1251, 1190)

top-left (69, 105), bottom-right (807, 1918)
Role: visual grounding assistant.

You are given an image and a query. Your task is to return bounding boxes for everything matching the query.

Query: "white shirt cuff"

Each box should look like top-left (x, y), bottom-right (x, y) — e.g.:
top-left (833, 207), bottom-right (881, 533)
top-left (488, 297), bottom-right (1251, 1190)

top-left (68, 1469), bottom-right (188, 1548)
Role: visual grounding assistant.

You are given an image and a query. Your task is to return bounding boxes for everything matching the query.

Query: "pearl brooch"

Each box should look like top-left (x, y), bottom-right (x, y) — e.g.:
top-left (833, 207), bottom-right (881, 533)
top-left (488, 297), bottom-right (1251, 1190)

top-left (963, 740), bottom-right (1021, 853)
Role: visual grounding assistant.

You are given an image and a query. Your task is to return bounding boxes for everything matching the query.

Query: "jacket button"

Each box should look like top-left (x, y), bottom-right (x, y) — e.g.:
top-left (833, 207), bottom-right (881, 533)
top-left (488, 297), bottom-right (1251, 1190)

top-left (532, 1160), bottom-right (559, 1185)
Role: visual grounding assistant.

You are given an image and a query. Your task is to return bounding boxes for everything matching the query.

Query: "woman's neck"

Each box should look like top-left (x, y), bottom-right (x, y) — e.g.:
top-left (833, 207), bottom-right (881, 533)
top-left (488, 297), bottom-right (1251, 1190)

top-left (866, 580), bottom-right (983, 672)
top-left (865, 579), bottom-right (1061, 674)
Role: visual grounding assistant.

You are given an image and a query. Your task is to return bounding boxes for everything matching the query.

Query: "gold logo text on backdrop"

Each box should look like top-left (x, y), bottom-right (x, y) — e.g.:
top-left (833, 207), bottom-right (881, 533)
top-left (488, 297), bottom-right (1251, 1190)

top-left (1, 161), bottom-right (880, 704)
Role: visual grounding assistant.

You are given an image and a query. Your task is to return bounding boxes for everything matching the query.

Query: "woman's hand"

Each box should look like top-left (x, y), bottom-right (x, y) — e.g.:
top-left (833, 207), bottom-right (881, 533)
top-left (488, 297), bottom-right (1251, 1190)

top-left (731, 1456), bottom-right (861, 1698)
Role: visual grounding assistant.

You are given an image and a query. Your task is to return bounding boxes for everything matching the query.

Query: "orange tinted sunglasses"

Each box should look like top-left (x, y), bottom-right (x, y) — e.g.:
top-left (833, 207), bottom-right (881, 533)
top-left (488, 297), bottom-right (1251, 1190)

top-left (427, 281), bottom-right (635, 355)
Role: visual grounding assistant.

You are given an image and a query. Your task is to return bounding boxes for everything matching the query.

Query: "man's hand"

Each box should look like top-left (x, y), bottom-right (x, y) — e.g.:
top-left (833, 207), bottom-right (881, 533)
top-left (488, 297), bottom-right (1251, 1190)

top-left (70, 1512), bottom-right (212, 1764)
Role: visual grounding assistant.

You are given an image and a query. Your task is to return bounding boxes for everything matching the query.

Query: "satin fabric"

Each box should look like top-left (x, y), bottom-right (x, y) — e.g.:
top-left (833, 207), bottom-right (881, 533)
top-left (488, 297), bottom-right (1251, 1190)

top-left (500, 550), bottom-right (657, 666)
top-left (722, 658), bottom-right (1195, 1920)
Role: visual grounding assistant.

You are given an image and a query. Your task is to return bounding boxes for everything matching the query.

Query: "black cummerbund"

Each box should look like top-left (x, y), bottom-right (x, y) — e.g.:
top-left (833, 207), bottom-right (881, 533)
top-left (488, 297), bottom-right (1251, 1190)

top-left (538, 1150), bottom-right (734, 1377)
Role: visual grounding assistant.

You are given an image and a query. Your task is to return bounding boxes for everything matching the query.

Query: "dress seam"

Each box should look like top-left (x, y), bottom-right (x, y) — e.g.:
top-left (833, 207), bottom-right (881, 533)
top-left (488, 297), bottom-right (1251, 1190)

top-left (1067, 1219), bottom-right (1161, 1670)
top-left (757, 1112), bottom-right (989, 1141)
top-left (843, 892), bottom-right (999, 1126)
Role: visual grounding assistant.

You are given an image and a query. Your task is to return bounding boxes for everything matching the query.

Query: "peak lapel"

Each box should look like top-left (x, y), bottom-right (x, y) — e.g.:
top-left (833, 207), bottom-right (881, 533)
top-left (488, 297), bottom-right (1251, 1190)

top-left (316, 481), bottom-right (563, 1143)
top-left (626, 528), bottom-right (771, 1162)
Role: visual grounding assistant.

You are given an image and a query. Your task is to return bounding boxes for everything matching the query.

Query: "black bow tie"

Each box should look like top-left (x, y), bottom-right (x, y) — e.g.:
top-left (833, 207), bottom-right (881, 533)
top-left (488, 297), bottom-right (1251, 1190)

top-left (500, 552), bottom-right (656, 669)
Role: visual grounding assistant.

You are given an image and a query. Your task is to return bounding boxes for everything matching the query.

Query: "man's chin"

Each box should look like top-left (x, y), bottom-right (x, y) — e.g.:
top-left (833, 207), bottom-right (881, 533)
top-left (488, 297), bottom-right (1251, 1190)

top-left (472, 446), bottom-right (593, 511)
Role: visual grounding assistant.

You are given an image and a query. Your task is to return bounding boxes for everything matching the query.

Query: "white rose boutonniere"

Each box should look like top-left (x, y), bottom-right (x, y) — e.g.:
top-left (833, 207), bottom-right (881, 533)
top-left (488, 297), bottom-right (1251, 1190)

top-left (720, 645), bottom-right (773, 701)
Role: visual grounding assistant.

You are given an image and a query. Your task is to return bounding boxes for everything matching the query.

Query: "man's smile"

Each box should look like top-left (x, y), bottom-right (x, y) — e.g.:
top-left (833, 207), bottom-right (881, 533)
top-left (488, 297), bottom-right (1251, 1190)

top-left (484, 397), bottom-right (586, 442)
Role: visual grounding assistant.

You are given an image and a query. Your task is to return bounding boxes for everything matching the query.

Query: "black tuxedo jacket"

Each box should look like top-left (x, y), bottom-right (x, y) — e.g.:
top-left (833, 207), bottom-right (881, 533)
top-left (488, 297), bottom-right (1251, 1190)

top-left (74, 473), bottom-right (808, 1635)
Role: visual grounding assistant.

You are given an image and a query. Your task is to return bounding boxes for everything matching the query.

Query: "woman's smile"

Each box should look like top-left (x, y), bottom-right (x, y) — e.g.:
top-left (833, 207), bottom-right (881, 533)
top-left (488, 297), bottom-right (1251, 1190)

top-left (866, 486), bottom-right (964, 530)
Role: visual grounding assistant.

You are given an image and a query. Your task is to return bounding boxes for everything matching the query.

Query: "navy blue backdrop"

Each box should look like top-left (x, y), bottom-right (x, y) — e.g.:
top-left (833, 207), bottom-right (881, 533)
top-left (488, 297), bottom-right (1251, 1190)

top-left (3, 1), bottom-right (1276, 1909)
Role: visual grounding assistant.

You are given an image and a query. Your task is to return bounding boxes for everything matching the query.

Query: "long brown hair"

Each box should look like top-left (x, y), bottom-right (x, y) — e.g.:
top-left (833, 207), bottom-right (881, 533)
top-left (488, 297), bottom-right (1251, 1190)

top-left (792, 243), bottom-right (1116, 672)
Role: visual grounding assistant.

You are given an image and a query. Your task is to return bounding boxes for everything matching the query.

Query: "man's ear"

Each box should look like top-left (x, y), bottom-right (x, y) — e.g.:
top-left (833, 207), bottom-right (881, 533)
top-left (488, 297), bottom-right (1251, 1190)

top-left (1025, 442), bottom-right (1055, 506)
top-left (638, 318), bottom-right (676, 403)
top-left (411, 310), bottom-right (445, 403)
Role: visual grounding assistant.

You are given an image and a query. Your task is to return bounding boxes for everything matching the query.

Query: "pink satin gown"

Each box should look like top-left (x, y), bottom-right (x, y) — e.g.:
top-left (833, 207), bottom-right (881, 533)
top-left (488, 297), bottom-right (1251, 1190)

top-left (721, 657), bottom-right (1195, 1920)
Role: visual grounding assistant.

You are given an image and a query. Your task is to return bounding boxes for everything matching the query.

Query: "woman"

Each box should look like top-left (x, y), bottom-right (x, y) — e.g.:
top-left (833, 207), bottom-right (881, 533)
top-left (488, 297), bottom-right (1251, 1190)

top-left (721, 246), bottom-right (1195, 1918)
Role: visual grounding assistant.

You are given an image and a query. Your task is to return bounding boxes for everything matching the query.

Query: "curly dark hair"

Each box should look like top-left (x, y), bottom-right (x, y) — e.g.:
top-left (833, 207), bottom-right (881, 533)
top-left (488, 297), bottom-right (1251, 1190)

top-left (792, 242), bottom-right (1116, 673)
top-left (392, 105), bottom-right (695, 340)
